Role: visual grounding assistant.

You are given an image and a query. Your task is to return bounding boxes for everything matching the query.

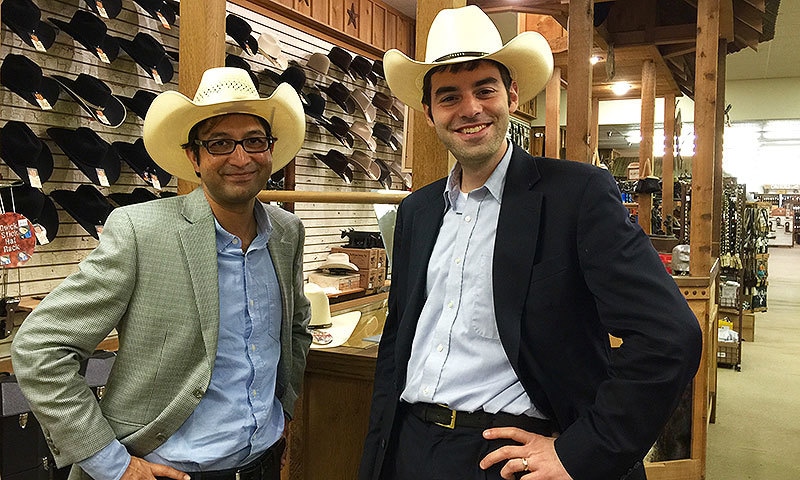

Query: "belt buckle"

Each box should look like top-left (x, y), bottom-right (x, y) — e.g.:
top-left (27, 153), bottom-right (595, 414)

top-left (433, 403), bottom-right (457, 429)
top-left (235, 473), bottom-right (241, 480)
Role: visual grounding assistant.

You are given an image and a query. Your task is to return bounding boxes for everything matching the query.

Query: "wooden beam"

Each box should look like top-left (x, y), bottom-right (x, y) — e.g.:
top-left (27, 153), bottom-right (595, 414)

top-left (637, 59), bottom-right (656, 234)
top-left (612, 24), bottom-right (698, 47)
top-left (712, 38), bottom-right (727, 258)
top-left (732, 0), bottom-right (765, 32)
top-left (660, 43), bottom-right (698, 59)
top-left (545, 66), bottom-right (562, 158)
top-left (662, 94), bottom-right (676, 235)
top-left (565, 0), bottom-right (593, 163)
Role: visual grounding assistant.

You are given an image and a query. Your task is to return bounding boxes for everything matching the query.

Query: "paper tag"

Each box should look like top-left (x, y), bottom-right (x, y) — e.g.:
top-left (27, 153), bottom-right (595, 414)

top-left (31, 34), bottom-right (47, 52)
top-left (33, 223), bottom-right (49, 245)
top-left (152, 68), bottom-right (163, 85)
top-left (97, 48), bottom-right (110, 64)
top-left (157, 11), bottom-right (171, 29)
top-left (26, 168), bottom-right (43, 189)
top-left (96, 1), bottom-right (109, 18)
top-left (151, 174), bottom-right (162, 190)
top-left (96, 168), bottom-right (111, 187)
top-left (96, 110), bottom-right (111, 125)
top-left (34, 92), bottom-right (52, 110)
top-left (95, 225), bottom-right (104, 236)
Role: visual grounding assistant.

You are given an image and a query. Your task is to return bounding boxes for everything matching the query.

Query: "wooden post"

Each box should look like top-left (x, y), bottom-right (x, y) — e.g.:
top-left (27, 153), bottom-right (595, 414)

top-left (712, 38), bottom-right (727, 258)
top-left (662, 94), bottom-right (676, 235)
top-left (690, 0), bottom-right (720, 276)
top-left (590, 96), bottom-right (600, 161)
top-left (565, 0), bottom-right (593, 163)
top-left (545, 67), bottom-right (562, 158)
top-left (176, 0), bottom-right (226, 195)
top-left (637, 60), bottom-right (656, 234)
top-left (408, 1), bottom-right (465, 190)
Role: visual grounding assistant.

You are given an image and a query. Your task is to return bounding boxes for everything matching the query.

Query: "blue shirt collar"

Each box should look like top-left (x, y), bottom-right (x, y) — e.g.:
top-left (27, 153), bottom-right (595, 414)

top-left (214, 201), bottom-right (273, 252)
top-left (444, 141), bottom-right (513, 209)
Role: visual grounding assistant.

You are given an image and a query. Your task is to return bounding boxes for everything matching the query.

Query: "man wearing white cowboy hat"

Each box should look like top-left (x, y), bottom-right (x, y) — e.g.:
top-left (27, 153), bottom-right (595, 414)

top-left (360, 6), bottom-right (701, 480)
top-left (13, 67), bottom-right (312, 480)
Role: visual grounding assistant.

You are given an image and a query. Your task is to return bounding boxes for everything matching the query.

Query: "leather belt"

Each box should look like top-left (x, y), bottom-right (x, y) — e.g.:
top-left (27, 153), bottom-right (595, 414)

top-left (158, 437), bottom-right (285, 480)
top-left (409, 403), bottom-right (555, 435)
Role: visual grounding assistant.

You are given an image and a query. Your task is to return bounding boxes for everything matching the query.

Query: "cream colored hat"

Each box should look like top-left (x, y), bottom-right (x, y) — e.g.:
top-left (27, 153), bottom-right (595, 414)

top-left (319, 252), bottom-right (359, 272)
top-left (383, 5), bottom-right (553, 111)
top-left (257, 32), bottom-right (289, 69)
top-left (143, 67), bottom-right (305, 183)
top-left (305, 282), bottom-right (362, 348)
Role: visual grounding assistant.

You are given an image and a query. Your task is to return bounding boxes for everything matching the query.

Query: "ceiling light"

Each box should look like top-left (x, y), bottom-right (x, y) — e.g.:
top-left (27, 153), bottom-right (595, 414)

top-left (611, 82), bottom-right (631, 96)
top-left (590, 55), bottom-right (603, 65)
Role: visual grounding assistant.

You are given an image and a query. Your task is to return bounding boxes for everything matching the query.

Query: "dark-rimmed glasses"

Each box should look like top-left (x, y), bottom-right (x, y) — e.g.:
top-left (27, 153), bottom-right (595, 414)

top-left (192, 136), bottom-right (277, 155)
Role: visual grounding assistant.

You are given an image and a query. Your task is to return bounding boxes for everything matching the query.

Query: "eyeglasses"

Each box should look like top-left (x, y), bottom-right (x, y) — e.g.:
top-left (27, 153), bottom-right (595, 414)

top-left (192, 136), bottom-right (277, 155)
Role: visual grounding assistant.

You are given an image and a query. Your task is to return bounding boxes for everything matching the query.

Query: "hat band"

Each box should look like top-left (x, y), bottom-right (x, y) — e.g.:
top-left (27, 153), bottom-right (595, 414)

top-left (434, 51), bottom-right (488, 62)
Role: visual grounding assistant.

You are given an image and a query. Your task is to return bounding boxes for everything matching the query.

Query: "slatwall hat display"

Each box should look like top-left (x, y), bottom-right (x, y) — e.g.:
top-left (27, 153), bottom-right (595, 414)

top-left (348, 150), bottom-right (381, 181)
top-left (50, 184), bottom-right (114, 240)
top-left (225, 14), bottom-right (258, 55)
top-left (49, 10), bottom-right (120, 64)
top-left (0, 121), bottom-right (54, 185)
top-left (350, 120), bottom-right (376, 151)
top-left (351, 87), bottom-right (377, 124)
top-left (1, 0), bottom-right (56, 52)
top-left (318, 81), bottom-right (356, 115)
top-left (313, 149), bottom-right (354, 184)
top-left (108, 187), bottom-right (158, 206)
top-left (132, 0), bottom-right (177, 29)
top-left (386, 159), bottom-right (412, 189)
top-left (225, 54), bottom-right (259, 90)
top-left (0, 54), bottom-right (60, 110)
top-left (327, 46), bottom-right (353, 78)
top-left (372, 122), bottom-right (402, 151)
top-left (47, 127), bottom-right (122, 186)
top-left (0, 182), bottom-right (59, 244)
top-left (112, 138), bottom-right (172, 189)
top-left (118, 32), bottom-right (175, 85)
top-left (82, 0), bottom-right (123, 19)
top-left (257, 32), bottom-right (288, 69)
top-left (51, 73), bottom-right (127, 127)
top-left (118, 89), bottom-right (158, 120)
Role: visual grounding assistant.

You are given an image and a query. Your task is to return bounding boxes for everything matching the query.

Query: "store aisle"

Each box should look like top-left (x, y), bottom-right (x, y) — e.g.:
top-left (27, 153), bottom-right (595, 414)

top-left (706, 246), bottom-right (800, 479)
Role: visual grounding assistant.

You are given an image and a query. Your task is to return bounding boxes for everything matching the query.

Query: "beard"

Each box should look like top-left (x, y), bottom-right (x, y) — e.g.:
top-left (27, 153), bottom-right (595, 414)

top-left (435, 114), bottom-right (510, 169)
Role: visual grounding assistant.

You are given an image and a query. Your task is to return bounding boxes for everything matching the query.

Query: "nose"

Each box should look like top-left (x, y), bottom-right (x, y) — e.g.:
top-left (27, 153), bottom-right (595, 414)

top-left (458, 93), bottom-right (482, 118)
top-left (227, 142), bottom-right (251, 166)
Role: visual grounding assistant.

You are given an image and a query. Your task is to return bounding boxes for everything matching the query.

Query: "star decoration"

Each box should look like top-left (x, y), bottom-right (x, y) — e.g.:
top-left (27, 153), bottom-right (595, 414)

top-left (347, 3), bottom-right (359, 28)
top-left (301, 0), bottom-right (309, 5)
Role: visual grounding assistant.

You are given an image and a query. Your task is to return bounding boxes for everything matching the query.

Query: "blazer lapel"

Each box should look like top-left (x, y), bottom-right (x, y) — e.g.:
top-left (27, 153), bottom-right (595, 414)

top-left (494, 149), bottom-right (543, 368)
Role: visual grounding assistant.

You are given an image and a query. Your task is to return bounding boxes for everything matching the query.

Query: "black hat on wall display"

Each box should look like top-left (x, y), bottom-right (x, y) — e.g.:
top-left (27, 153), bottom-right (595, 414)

top-left (225, 54), bottom-right (259, 90)
top-left (1, 0), bottom-right (56, 52)
top-left (0, 182), bottom-right (59, 244)
top-left (0, 121), bottom-right (54, 186)
top-left (118, 89), bottom-right (158, 120)
top-left (0, 54), bottom-right (61, 110)
top-left (108, 187), bottom-right (158, 207)
top-left (318, 81), bottom-right (356, 115)
top-left (304, 91), bottom-right (328, 125)
top-left (82, 0), bottom-right (123, 19)
top-left (47, 127), bottom-right (121, 186)
top-left (50, 184), bottom-right (114, 240)
top-left (132, 0), bottom-right (177, 29)
top-left (350, 55), bottom-right (376, 85)
top-left (51, 73), bottom-right (127, 127)
top-left (372, 91), bottom-right (399, 121)
top-left (324, 116), bottom-right (355, 148)
top-left (226, 14), bottom-right (258, 56)
top-left (348, 150), bottom-right (381, 181)
top-left (313, 149), bottom-right (354, 184)
top-left (374, 157), bottom-right (393, 189)
top-left (372, 60), bottom-right (384, 80)
top-left (112, 138), bottom-right (172, 189)
top-left (373, 122), bottom-right (402, 151)
top-left (49, 10), bottom-right (120, 64)
top-left (327, 46), bottom-right (353, 79)
top-left (118, 32), bottom-right (175, 85)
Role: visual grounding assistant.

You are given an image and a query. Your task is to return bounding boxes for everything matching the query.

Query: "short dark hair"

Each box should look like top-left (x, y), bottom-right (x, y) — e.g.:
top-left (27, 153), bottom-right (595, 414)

top-left (421, 59), bottom-right (513, 119)
top-left (183, 114), bottom-right (272, 176)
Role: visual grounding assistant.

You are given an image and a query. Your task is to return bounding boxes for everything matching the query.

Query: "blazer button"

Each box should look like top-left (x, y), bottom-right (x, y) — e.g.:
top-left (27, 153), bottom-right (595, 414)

top-left (156, 433), bottom-right (167, 443)
top-left (51, 446), bottom-right (60, 455)
top-left (193, 388), bottom-right (205, 399)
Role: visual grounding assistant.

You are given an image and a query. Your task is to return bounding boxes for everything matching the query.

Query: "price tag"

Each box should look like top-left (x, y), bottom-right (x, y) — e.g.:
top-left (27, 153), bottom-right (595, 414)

top-left (33, 223), bottom-right (50, 245)
top-left (27, 168), bottom-right (43, 189)
top-left (157, 12), bottom-right (171, 29)
top-left (31, 34), bottom-right (47, 52)
top-left (95, 1), bottom-right (109, 18)
top-left (152, 68), bottom-right (163, 85)
top-left (34, 92), bottom-right (52, 110)
top-left (96, 168), bottom-right (111, 187)
top-left (97, 47), bottom-right (111, 64)
top-left (96, 110), bottom-right (111, 125)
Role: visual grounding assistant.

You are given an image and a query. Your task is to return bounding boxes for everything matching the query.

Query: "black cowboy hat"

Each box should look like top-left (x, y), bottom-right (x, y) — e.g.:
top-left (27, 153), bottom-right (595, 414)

top-left (373, 122), bottom-right (402, 151)
top-left (1, 0), bottom-right (56, 51)
top-left (324, 116), bottom-right (354, 148)
top-left (132, 0), bottom-right (177, 29)
top-left (374, 158), bottom-right (392, 189)
top-left (264, 64), bottom-right (308, 101)
top-left (0, 121), bottom-right (54, 185)
top-left (317, 81), bottom-right (356, 115)
top-left (0, 54), bottom-right (60, 110)
top-left (372, 91), bottom-right (399, 121)
top-left (327, 46), bottom-right (353, 78)
top-left (313, 149), bottom-right (354, 184)
top-left (0, 182), bottom-right (59, 244)
top-left (47, 127), bottom-right (121, 186)
top-left (225, 54), bottom-right (259, 90)
top-left (82, 0), bottom-right (123, 19)
top-left (49, 10), bottom-right (120, 64)
top-left (304, 91), bottom-right (328, 125)
top-left (118, 89), bottom-right (158, 120)
top-left (372, 60), bottom-right (385, 79)
top-left (350, 55), bottom-right (376, 85)
top-left (50, 184), bottom-right (114, 240)
top-left (348, 150), bottom-right (381, 181)
top-left (108, 187), bottom-right (158, 207)
top-left (51, 73), bottom-right (127, 127)
top-left (112, 138), bottom-right (172, 189)
top-left (118, 32), bottom-right (174, 85)
top-left (226, 14), bottom-right (258, 56)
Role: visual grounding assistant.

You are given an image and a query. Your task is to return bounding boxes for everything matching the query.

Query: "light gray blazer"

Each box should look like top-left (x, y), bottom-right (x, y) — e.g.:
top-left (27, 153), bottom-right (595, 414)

top-left (11, 187), bottom-right (312, 477)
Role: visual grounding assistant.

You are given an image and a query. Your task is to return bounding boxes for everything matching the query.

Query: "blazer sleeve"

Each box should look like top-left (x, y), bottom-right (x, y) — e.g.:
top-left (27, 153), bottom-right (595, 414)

top-left (553, 168), bottom-right (702, 479)
top-left (284, 217), bottom-right (312, 418)
top-left (11, 209), bottom-right (139, 467)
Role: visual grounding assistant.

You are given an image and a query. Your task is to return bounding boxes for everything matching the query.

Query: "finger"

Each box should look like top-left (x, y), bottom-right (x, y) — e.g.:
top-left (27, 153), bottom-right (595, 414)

top-left (483, 426), bottom-right (537, 443)
top-left (479, 444), bottom-right (524, 470)
top-left (146, 462), bottom-right (190, 480)
top-left (498, 458), bottom-right (527, 480)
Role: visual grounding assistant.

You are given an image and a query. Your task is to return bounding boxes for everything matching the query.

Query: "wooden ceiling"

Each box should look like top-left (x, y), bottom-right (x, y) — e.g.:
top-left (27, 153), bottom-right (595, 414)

top-left (469, 0), bottom-right (778, 99)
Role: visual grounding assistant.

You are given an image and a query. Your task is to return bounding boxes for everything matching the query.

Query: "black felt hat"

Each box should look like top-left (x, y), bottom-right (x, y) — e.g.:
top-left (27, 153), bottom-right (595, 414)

top-left (372, 91), bottom-right (399, 121)
top-left (313, 149), bottom-right (354, 184)
top-left (373, 122), bottom-right (402, 151)
top-left (318, 81), bottom-right (356, 115)
top-left (50, 184), bottom-right (114, 240)
top-left (372, 60), bottom-right (384, 79)
top-left (0, 54), bottom-right (61, 110)
top-left (327, 46), bottom-right (353, 78)
top-left (112, 138), bottom-right (172, 189)
top-left (82, 0), bottom-right (123, 19)
top-left (350, 55), bottom-right (376, 84)
top-left (49, 10), bottom-right (120, 63)
top-left (132, 0), bottom-right (177, 29)
top-left (51, 73), bottom-right (127, 127)
top-left (47, 127), bottom-right (121, 186)
top-left (304, 91), bottom-right (328, 125)
top-left (374, 158), bottom-right (392, 189)
top-left (225, 54), bottom-right (259, 90)
top-left (264, 65), bottom-right (308, 102)
top-left (348, 150), bottom-right (381, 181)
top-left (108, 187), bottom-right (158, 206)
top-left (118, 32), bottom-right (175, 85)
top-left (1, 0), bottom-right (56, 51)
top-left (118, 89), bottom-right (158, 120)
top-left (324, 116), bottom-right (354, 148)
top-left (226, 14), bottom-right (258, 56)
top-left (0, 121), bottom-right (54, 185)
top-left (0, 182), bottom-right (59, 244)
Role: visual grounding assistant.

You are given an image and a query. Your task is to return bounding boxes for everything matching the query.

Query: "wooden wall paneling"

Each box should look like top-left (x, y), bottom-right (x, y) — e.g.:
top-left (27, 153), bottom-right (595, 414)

top-left (359, 1), bottom-right (374, 45)
top-left (372, 5), bottom-right (386, 50)
top-left (311, 0), bottom-right (330, 25)
top-left (384, 11), bottom-right (397, 53)
top-left (295, 0), bottom-right (312, 16)
top-left (343, 0), bottom-right (359, 38)
top-left (330, 0), bottom-right (346, 33)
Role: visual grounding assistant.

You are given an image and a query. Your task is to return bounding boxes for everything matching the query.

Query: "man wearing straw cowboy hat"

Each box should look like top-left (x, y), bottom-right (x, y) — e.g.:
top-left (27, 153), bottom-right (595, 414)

top-left (360, 6), bottom-right (701, 480)
top-left (13, 67), bottom-right (312, 480)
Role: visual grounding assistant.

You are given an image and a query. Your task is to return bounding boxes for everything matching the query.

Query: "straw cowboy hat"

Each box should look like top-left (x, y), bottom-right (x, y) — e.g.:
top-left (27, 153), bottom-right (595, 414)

top-left (143, 67), bottom-right (306, 183)
top-left (304, 282), bottom-right (361, 348)
top-left (383, 5), bottom-right (553, 111)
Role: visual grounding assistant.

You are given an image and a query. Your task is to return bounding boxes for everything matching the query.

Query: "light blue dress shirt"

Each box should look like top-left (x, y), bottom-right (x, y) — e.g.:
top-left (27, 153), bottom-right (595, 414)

top-left (401, 143), bottom-right (547, 419)
top-left (79, 203), bottom-right (284, 479)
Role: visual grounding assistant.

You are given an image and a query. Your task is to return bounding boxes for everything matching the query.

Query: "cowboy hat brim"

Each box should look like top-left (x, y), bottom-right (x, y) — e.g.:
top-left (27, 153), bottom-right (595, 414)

top-left (309, 310), bottom-right (361, 349)
top-left (51, 74), bottom-right (127, 128)
top-left (143, 82), bottom-right (305, 183)
top-left (383, 31), bottom-right (553, 112)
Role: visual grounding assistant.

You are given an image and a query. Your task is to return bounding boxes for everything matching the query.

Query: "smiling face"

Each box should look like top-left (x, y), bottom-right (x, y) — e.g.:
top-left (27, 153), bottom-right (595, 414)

top-left (423, 60), bottom-right (519, 171)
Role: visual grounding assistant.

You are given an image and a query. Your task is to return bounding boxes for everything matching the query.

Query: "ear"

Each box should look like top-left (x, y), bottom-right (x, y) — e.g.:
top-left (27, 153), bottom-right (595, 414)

top-left (423, 104), bottom-right (435, 127)
top-left (508, 80), bottom-right (520, 114)
top-left (185, 148), bottom-right (201, 175)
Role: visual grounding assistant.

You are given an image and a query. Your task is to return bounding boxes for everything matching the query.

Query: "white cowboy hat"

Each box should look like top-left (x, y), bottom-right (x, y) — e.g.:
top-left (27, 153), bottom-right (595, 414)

top-left (142, 67), bottom-right (305, 183)
top-left (305, 282), bottom-right (362, 348)
top-left (383, 5), bottom-right (553, 112)
top-left (257, 32), bottom-right (289, 69)
top-left (319, 252), bottom-right (359, 272)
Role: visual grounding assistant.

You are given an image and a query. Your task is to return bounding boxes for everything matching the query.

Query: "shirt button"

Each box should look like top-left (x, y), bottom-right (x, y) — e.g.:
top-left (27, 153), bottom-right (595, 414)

top-left (464, 215), bottom-right (472, 223)
top-left (233, 238), bottom-right (239, 244)
top-left (455, 258), bottom-right (461, 264)
top-left (437, 344), bottom-right (444, 352)
top-left (423, 387), bottom-right (430, 395)
top-left (252, 389), bottom-right (258, 397)
top-left (193, 388), bottom-right (205, 399)
top-left (448, 301), bottom-right (454, 309)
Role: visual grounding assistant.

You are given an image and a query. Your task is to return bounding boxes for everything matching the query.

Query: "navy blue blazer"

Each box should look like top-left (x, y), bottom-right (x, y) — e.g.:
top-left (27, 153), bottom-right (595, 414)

top-left (359, 145), bottom-right (702, 480)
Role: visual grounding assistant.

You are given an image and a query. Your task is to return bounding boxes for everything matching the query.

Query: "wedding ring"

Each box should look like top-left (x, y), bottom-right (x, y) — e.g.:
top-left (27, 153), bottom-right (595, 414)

top-left (521, 457), bottom-right (529, 472)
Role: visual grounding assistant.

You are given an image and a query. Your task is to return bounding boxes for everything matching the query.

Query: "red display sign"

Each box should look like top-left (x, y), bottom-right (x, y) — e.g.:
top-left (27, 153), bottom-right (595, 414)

top-left (0, 212), bottom-right (36, 268)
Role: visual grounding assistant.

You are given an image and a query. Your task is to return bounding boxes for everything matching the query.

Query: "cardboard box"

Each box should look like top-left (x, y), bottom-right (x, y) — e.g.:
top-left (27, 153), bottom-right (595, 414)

top-left (742, 311), bottom-right (755, 342)
top-left (330, 247), bottom-right (378, 270)
top-left (717, 341), bottom-right (740, 367)
top-left (358, 268), bottom-right (386, 293)
top-left (308, 272), bottom-right (361, 293)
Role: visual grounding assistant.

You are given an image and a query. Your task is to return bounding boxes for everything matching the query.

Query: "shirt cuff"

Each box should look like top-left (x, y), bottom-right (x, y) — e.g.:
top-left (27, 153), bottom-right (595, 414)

top-left (77, 440), bottom-right (131, 480)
